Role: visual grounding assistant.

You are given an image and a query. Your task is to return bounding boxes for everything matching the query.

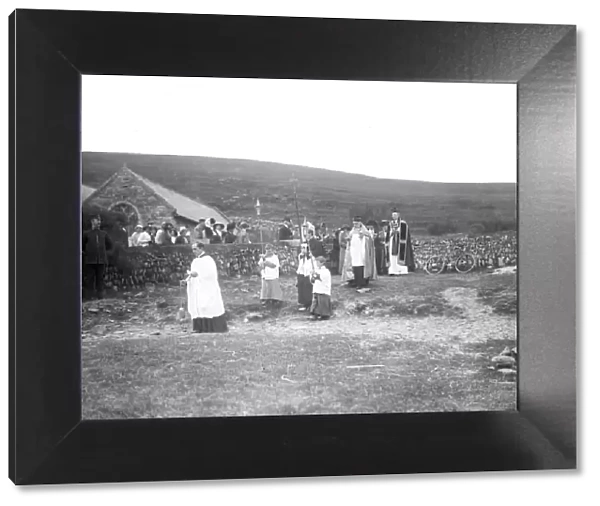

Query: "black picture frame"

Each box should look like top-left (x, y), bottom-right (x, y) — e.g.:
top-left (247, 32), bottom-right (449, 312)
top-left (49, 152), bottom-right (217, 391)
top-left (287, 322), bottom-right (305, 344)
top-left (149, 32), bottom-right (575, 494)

top-left (9, 9), bottom-right (577, 485)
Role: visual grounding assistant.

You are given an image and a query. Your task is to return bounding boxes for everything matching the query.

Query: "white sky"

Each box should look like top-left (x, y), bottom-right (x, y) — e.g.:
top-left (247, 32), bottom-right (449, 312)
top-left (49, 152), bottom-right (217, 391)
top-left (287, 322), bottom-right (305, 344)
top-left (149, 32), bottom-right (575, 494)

top-left (82, 75), bottom-right (516, 183)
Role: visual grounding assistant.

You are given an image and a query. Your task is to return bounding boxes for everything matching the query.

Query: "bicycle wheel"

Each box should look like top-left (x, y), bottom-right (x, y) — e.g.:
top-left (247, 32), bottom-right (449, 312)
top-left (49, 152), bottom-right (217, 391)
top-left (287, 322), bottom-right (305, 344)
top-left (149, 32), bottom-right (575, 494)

top-left (425, 255), bottom-right (446, 274)
top-left (455, 253), bottom-right (476, 274)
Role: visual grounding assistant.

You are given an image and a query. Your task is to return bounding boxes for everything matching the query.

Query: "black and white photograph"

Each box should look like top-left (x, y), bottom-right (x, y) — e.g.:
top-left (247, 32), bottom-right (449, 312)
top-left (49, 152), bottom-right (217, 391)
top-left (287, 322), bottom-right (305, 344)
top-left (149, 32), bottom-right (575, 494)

top-left (81, 75), bottom-right (517, 419)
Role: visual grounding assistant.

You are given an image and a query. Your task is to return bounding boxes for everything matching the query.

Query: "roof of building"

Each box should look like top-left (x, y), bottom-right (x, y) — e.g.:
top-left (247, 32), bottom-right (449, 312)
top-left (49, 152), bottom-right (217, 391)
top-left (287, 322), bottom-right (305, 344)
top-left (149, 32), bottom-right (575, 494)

top-left (82, 185), bottom-right (95, 202)
top-left (134, 172), bottom-right (229, 224)
top-left (84, 165), bottom-right (230, 224)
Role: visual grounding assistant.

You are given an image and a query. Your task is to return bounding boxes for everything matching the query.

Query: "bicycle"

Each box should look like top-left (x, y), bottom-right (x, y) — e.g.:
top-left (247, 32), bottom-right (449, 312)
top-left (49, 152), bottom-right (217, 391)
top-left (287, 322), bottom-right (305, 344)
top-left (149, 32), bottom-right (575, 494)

top-left (425, 247), bottom-right (477, 275)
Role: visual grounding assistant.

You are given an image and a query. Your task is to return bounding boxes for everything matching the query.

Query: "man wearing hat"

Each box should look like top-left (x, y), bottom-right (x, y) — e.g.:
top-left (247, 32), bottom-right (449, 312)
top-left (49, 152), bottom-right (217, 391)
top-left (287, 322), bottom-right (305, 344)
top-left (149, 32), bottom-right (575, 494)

top-left (386, 207), bottom-right (415, 275)
top-left (155, 222), bottom-right (172, 246)
top-left (237, 222), bottom-right (251, 244)
top-left (223, 223), bottom-right (237, 244)
top-left (341, 216), bottom-right (378, 290)
top-left (82, 215), bottom-right (114, 299)
top-left (278, 217), bottom-right (294, 241)
top-left (307, 227), bottom-right (326, 258)
top-left (366, 220), bottom-right (378, 235)
top-left (193, 218), bottom-right (213, 244)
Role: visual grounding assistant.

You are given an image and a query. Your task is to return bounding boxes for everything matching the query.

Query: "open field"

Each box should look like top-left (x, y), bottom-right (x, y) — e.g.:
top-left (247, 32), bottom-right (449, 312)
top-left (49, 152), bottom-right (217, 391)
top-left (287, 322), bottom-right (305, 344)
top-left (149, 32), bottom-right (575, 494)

top-left (83, 152), bottom-right (516, 231)
top-left (82, 270), bottom-right (517, 419)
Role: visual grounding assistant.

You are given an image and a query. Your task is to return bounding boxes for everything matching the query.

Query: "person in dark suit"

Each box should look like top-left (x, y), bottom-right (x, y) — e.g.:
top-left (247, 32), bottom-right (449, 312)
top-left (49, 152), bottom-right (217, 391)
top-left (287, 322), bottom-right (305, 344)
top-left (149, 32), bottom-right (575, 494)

top-left (307, 229), bottom-right (326, 258)
top-left (223, 223), bottom-right (237, 244)
top-left (82, 215), bottom-right (114, 299)
top-left (278, 217), bottom-right (294, 241)
top-left (193, 218), bottom-right (213, 243)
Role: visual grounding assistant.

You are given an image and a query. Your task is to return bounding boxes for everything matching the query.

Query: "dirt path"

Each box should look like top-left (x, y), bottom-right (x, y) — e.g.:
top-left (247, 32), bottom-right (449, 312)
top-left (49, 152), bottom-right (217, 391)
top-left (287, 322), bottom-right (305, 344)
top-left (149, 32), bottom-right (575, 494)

top-left (223, 284), bottom-right (514, 347)
top-left (82, 274), bottom-right (516, 346)
top-left (443, 287), bottom-right (485, 318)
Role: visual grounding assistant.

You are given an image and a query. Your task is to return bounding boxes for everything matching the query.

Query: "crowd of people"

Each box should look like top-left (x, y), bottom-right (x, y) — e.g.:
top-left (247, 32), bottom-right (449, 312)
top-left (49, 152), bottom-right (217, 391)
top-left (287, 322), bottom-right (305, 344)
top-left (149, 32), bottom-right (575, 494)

top-left (183, 239), bottom-right (335, 333)
top-left (178, 209), bottom-right (416, 333)
top-left (84, 205), bottom-right (516, 327)
top-left (84, 208), bottom-right (516, 304)
top-left (277, 208), bottom-right (416, 282)
top-left (128, 218), bottom-right (253, 247)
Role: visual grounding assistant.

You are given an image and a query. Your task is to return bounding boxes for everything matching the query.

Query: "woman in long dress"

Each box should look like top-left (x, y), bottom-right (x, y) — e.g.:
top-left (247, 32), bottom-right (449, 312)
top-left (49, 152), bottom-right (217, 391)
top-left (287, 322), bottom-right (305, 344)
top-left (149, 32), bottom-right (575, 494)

top-left (258, 244), bottom-right (283, 306)
top-left (185, 242), bottom-right (228, 333)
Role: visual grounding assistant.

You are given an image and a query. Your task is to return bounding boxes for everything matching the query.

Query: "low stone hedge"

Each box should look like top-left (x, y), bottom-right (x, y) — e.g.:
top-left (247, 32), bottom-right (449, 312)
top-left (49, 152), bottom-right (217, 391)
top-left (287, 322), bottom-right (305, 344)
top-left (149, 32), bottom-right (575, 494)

top-left (100, 243), bottom-right (298, 292)
top-left (90, 231), bottom-right (517, 293)
top-left (411, 232), bottom-right (517, 270)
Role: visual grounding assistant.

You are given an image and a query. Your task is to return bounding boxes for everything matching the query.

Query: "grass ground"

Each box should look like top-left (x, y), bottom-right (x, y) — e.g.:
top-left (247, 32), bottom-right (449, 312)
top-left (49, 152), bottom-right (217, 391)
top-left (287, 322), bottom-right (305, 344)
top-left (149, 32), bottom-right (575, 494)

top-left (82, 270), bottom-right (517, 419)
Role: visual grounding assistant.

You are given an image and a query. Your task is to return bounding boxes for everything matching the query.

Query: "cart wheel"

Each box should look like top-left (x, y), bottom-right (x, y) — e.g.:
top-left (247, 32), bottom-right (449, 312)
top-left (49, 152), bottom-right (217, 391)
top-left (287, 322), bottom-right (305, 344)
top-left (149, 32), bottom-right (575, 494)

top-left (425, 255), bottom-right (445, 274)
top-left (455, 253), bottom-right (476, 274)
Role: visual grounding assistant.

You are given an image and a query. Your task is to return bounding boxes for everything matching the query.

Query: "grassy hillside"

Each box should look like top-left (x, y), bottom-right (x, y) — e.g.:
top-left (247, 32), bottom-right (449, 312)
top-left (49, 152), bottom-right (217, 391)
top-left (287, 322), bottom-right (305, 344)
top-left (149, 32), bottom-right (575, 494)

top-left (82, 152), bottom-right (516, 232)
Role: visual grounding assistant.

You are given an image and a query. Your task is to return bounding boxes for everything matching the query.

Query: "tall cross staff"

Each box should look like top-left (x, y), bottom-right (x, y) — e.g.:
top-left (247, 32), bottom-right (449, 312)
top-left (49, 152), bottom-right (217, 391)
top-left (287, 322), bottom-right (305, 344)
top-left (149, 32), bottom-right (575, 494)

top-left (255, 198), bottom-right (264, 254)
top-left (290, 173), bottom-right (303, 242)
top-left (291, 173), bottom-right (315, 272)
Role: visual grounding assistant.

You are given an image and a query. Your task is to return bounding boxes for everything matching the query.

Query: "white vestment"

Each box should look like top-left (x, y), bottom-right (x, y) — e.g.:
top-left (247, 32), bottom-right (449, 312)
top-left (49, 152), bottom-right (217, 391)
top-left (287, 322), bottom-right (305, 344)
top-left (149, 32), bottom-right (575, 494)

top-left (187, 255), bottom-right (226, 318)
top-left (259, 254), bottom-right (280, 280)
top-left (137, 231), bottom-right (152, 247)
top-left (297, 254), bottom-right (314, 276)
top-left (387, 230), bottom-right (408, 275)
top-left (349, 232), bottom-right (366, 267)
top-left (312, 266), bottom-right (332, 296)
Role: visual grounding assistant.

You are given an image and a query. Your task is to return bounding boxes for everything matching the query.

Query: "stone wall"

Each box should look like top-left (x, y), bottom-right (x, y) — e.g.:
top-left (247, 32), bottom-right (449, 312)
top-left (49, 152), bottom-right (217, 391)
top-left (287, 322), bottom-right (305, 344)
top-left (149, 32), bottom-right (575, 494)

top-left (89, 232), bottom-right (517, 294)
top-left (98, 243), bottom-right (299, 292)
top-left (411, 232), bottom-right (517, 270)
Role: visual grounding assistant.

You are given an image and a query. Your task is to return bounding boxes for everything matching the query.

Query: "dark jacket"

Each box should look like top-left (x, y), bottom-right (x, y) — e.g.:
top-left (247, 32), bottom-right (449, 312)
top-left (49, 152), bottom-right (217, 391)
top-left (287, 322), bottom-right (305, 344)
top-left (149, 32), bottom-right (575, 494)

top-left (278, 225), bottom-right (293, 241)
top-left (193, 225), bottom-right (213, 241)
top-left (309, 237), bottom-right (326, 258)
top-left (332, 234), bottom-right (341, 252)
top-left (223, 232), bottom-right (237, 244)
top-left (82, 229), bottom-right (113, 265)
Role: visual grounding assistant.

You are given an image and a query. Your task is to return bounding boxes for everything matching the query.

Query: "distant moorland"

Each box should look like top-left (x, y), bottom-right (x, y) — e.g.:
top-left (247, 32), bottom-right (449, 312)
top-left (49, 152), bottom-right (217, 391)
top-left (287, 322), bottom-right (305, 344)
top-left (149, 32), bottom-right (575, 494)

top-left (82, 152), bottom-right (516, 234)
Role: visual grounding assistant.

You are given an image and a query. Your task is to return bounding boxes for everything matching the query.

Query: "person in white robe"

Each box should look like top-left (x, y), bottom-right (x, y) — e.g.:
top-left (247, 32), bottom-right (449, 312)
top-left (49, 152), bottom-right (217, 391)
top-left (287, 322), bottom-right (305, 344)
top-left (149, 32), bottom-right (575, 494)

top-left (137, 226), bottom-right (152, 247)
top-left (342, 216), bottom-right (378, 290)
top-left (309, 256), bottom-right (333, 319)
top-left (184, 242), bottom-right (228, 333)
top-left (258, 244), bottom-right (283, 305)
top-left (129, 224), bottom-right (143, 247)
